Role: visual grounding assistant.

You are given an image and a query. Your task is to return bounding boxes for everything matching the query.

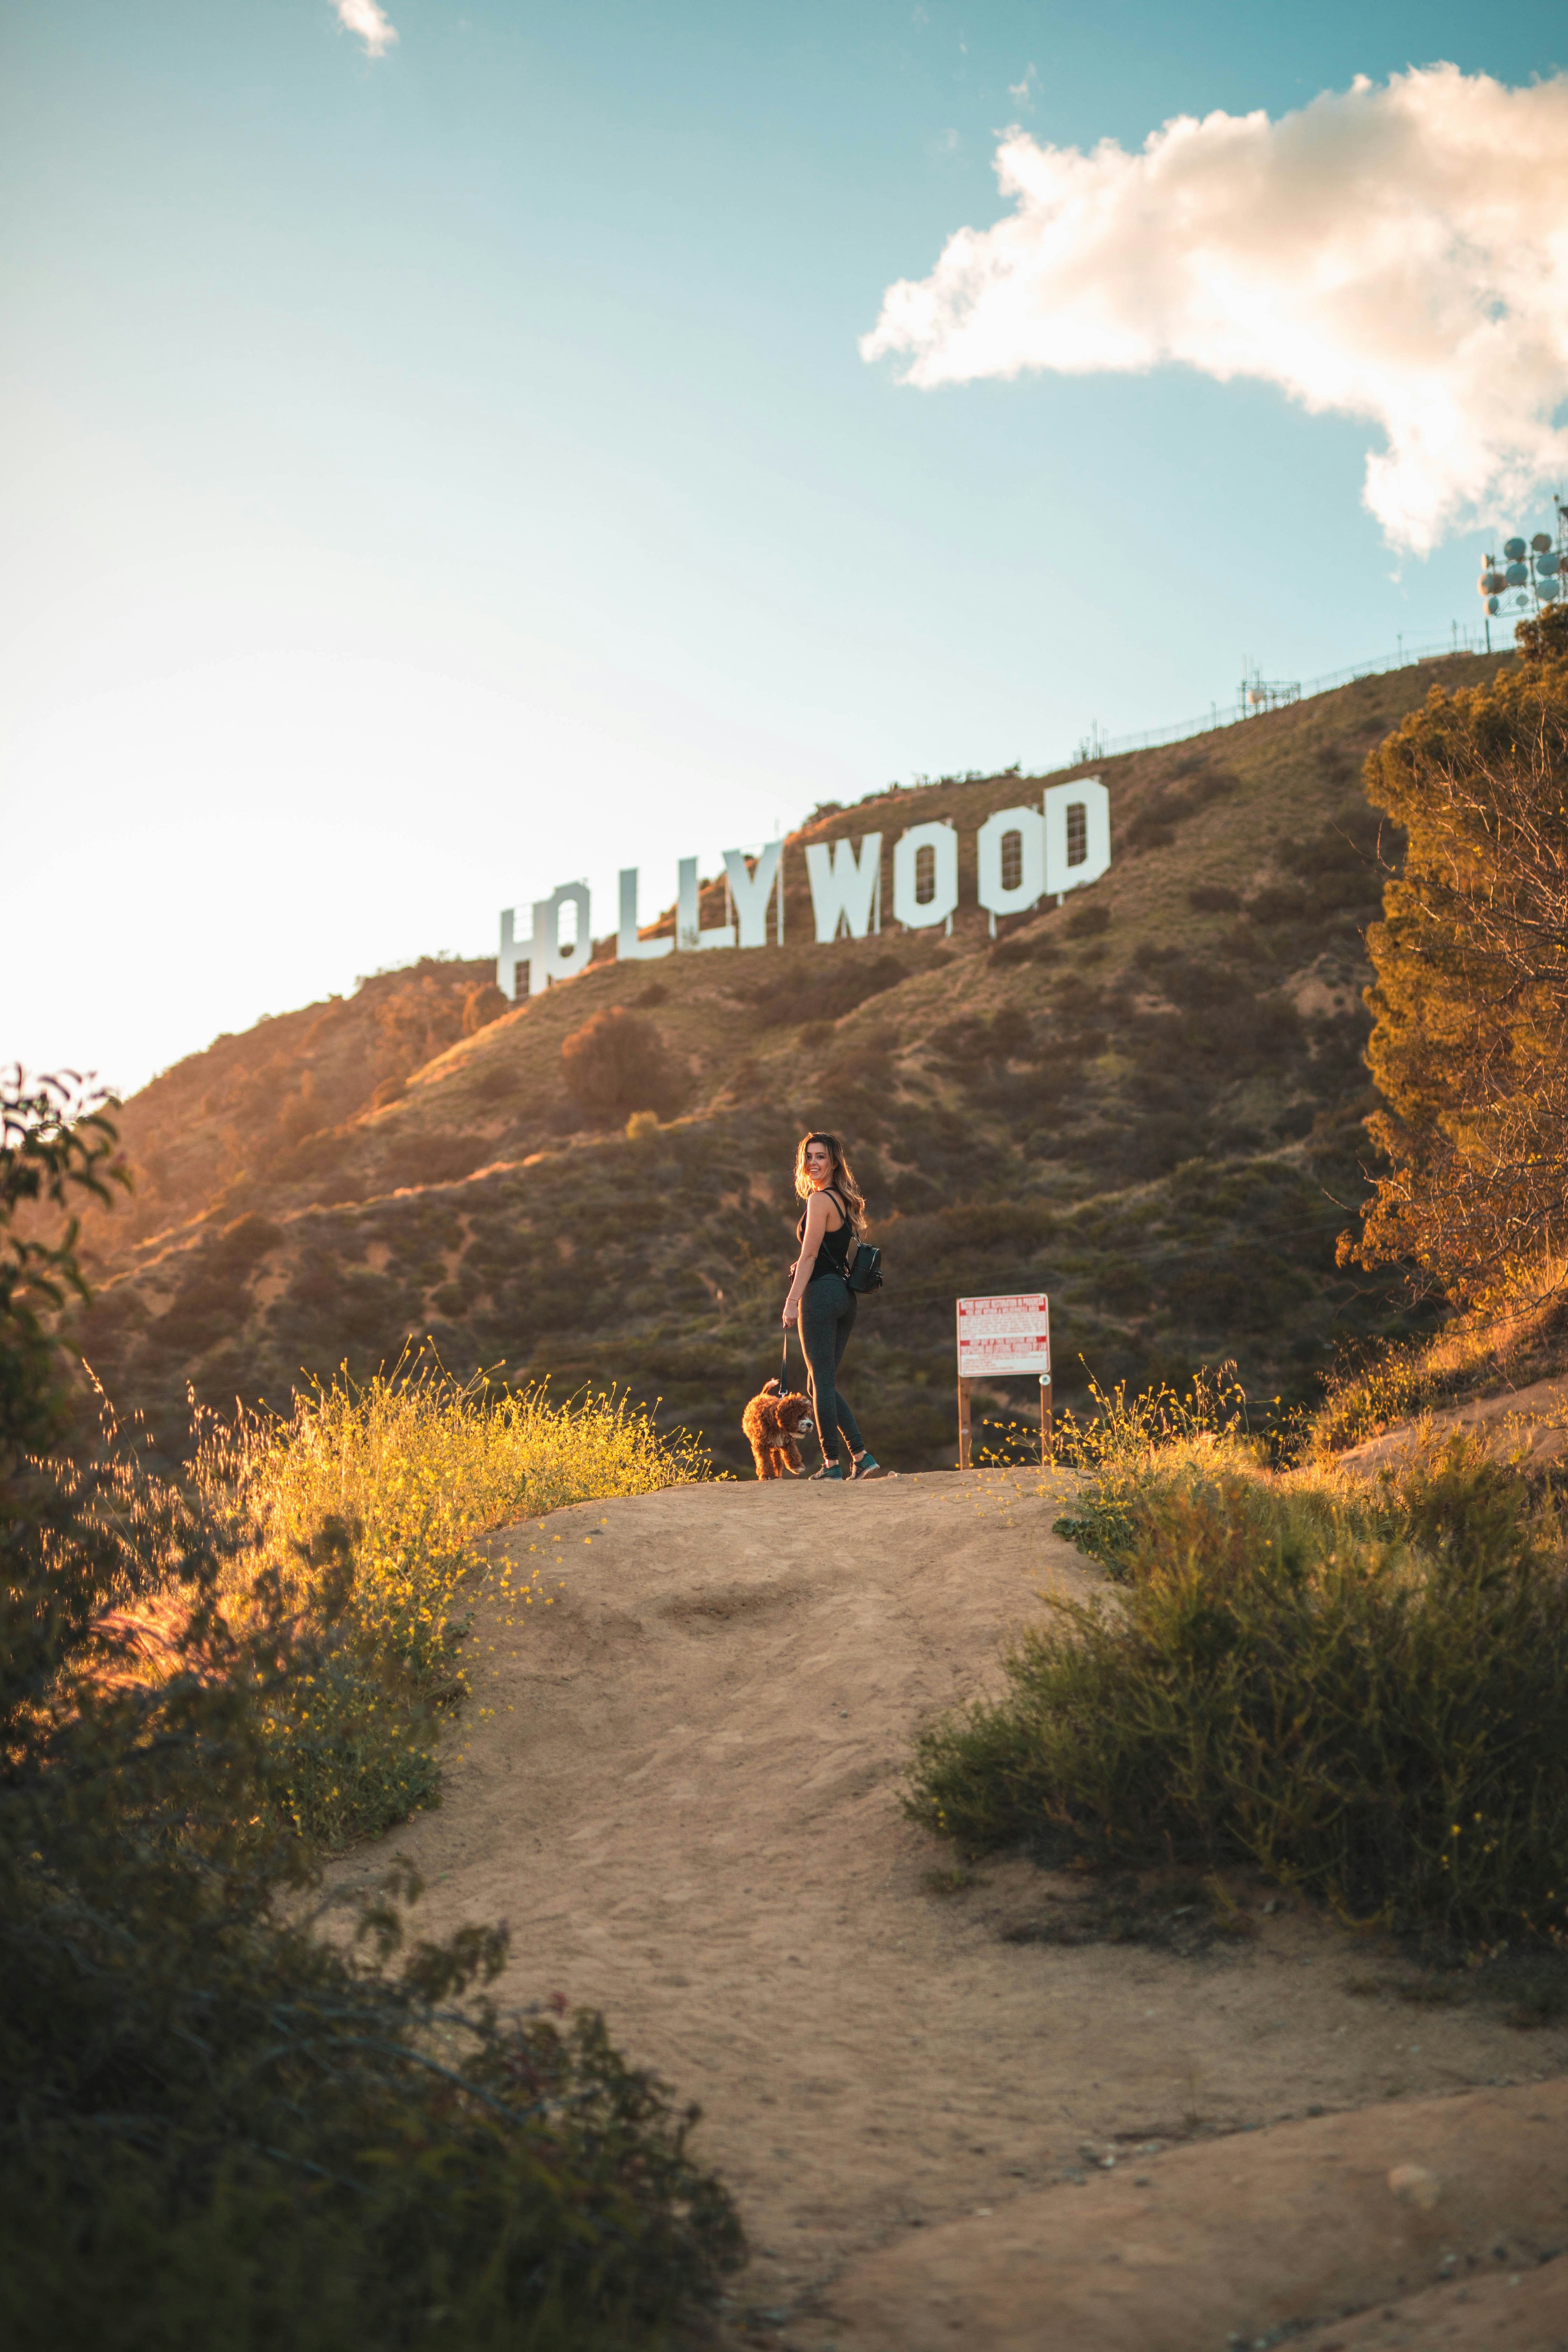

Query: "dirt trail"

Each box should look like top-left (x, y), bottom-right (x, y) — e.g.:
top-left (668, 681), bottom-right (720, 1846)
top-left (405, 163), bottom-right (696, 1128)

top-left (334, 1470), bottom-right (1568, 2349)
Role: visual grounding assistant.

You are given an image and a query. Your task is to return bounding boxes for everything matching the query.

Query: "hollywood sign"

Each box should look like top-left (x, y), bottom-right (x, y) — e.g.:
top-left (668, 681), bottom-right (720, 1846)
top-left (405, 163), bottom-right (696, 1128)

top-left (499, 777), bottom-right (1110, 998)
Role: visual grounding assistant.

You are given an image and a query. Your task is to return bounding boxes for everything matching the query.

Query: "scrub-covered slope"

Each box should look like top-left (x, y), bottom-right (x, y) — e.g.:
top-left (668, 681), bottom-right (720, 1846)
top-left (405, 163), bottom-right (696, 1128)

top-left (75, 654), bottom-right (1506, 1470)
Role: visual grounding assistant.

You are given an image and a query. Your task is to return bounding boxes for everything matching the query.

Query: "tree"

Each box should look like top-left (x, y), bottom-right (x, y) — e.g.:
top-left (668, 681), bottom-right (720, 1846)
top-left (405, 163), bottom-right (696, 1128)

top-left (1342, 605), bottom-right (1568, 1308)
top-left (0, 1070), bottom-right (125, 1455)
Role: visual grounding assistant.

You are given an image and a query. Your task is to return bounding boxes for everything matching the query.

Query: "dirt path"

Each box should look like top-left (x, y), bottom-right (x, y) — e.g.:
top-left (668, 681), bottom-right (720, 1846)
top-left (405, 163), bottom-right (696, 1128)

top-left (333, 1470), bottom-right (1568, 2348)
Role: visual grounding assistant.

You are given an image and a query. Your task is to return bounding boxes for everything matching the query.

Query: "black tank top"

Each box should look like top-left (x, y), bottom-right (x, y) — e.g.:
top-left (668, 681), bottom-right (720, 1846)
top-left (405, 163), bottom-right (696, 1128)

top-left (797, 1187), bottom-right (854, 1282)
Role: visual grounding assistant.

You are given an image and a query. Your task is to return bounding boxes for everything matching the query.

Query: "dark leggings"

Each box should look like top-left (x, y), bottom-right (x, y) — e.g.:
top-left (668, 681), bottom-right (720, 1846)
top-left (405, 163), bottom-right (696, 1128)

top-left (798, 1275), bottom-right (865, 1468)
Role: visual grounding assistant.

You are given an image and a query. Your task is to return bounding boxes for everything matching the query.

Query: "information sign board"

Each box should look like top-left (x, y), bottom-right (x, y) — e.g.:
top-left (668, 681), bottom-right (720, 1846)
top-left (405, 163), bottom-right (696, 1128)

top-left (956, 1293), bottom-right (1051, 1379)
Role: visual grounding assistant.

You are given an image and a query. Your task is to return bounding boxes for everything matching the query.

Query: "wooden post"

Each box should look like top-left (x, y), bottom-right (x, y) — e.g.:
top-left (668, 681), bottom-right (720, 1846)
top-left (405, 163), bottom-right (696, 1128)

top-left (1040, 1375), bottom-right (1054, 1464)
top-left (957, 1376), bottom-right (973, 1470)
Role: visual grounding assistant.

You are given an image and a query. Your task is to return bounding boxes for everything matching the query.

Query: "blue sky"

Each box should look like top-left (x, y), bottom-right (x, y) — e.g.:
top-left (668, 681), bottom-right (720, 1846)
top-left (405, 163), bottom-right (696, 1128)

top-left (4, 1), bottom-right (1565, 1093)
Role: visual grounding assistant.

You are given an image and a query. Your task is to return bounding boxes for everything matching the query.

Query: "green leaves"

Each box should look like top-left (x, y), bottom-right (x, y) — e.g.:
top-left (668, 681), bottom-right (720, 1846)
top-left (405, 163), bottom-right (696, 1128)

top-left (1350, 603), bottom-right (1568, 1307)
top-left (1, 1069), bottom-right (127, 1456)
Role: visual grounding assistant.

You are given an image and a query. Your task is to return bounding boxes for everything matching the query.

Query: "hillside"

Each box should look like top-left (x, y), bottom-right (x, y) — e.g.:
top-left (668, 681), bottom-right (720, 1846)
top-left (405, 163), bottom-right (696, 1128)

top-left (73, 653), bottom-right (1513, 1472)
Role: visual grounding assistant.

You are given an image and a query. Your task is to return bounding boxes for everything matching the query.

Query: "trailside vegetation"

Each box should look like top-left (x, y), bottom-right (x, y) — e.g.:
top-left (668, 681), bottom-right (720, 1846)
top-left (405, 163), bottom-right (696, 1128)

top-left (0, 1074), bottom-right (741, 2352)
top-left (1344, 602), bottom-right (1568, 1311)
top-left (193, 1362), bottom-right (710, 1846)
top-left (909, 1404), bottom-right (1568, 1944)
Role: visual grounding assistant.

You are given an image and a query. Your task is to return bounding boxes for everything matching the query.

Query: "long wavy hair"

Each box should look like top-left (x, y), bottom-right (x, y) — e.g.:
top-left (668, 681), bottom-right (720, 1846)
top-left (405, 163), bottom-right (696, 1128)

top-left (793, 1131), bottom-right (866, 1234)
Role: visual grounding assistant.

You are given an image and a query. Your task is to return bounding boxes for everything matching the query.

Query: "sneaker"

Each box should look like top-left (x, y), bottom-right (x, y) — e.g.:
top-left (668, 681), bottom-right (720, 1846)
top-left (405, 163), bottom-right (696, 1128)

top-left (810, 1464), bottom-right (845, 1480)
top-left (850, 1454), bottom-right (891, 1479)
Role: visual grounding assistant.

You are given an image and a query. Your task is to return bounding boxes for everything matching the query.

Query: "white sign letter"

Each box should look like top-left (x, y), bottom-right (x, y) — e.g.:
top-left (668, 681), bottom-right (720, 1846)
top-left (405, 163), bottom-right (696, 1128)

top-left (892, 821), bottom-right (958, 930)
top-left (1044, 777), bottom-right (1111, 898)
top-left (976, 807), bottom-right (1046, 918)
top-left (498, 906), bottom-right (527, 1000)
top-left (677, 857), bottom-right (736, 952)
top-left (804, 833), bottom-right (882, 942)
top-left (500, 881), bottom-right (593, 997)
top-left (721, 841), bottom-right (783, 950)
top-left (617, 869), bottom-right (674, 963)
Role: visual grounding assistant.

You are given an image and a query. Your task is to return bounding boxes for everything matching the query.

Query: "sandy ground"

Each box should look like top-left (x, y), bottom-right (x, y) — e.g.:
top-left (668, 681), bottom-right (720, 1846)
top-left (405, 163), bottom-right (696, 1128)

top-left (332, 1469), bottom-right (1568, 2349)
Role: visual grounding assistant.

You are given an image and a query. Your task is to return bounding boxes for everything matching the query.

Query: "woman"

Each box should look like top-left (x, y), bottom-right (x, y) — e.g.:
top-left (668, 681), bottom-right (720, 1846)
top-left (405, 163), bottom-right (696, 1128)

top-left (781, 1131), bottom-right (887, 1481)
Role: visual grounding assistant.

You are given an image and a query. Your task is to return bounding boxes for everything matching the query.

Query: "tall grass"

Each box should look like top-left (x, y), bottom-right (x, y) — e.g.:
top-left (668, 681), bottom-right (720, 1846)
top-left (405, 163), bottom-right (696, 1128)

top-left (1310, 1336), bottom-right (1450, 1456)
top-left (194, 1364), bottom-right (711, 1845)
top-left (1046, 1364), bottom-right (1256, 1571)
top-left (912, 1424), bottom-right (1568, 1942)
top-left (1308, 1260), bottom-right (1568, 1458)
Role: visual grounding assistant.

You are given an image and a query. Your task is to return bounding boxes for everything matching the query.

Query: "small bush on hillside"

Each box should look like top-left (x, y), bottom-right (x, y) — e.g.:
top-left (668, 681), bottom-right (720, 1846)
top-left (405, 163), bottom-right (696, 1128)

top-left (911, 1424), bottom-right (1568, 1941)
top-left (1122, 770), bottom-right (1230, 856)
top-left (769, 951), bottom-right (909, 1030)
top-left (561, 1007), bottom-right (681, 1122)
top-left (461, 981), bottom-right (509, 1033)
top-left (373, 972), bottom-right (471, 1092)
top-left (988, 931), bottom-right (1060, 969)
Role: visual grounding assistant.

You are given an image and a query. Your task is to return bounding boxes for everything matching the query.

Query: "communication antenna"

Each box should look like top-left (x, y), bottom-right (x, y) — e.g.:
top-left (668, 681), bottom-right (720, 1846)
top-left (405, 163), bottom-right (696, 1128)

top-left (1237, 658), bottom-right (1300, 716)
top-left (1477, 497), bottom-right (1565, 647)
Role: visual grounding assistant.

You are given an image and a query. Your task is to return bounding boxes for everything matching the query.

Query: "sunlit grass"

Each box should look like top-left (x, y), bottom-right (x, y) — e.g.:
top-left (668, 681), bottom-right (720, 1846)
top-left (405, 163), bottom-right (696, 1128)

top-left (193, 1361), bottom-right (711, 1844)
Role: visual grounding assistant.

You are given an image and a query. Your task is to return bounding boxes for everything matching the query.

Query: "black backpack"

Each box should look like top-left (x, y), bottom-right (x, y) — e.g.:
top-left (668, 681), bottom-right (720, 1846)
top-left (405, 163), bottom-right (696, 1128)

top-left (845, 1233), bottom-right (882, 1293)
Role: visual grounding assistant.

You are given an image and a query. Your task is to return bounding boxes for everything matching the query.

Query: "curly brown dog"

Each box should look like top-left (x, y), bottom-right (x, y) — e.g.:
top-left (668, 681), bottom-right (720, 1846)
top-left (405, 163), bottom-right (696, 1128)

top-left (742, 1379), bottom-right (816, 1479)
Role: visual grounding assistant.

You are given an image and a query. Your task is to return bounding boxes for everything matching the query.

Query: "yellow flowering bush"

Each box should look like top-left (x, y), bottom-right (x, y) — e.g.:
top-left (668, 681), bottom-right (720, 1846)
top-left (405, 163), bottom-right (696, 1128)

top-left (195, 1363), bottom-right (710, 1843)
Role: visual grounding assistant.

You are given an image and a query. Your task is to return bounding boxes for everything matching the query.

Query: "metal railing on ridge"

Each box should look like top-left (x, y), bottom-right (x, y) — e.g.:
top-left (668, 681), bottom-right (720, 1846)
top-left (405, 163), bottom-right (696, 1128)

top-left (1050, 627), bottom-right (1498, 774)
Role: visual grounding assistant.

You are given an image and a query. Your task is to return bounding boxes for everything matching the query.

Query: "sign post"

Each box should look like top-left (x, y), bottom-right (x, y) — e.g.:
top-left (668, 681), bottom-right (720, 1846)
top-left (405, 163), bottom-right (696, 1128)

top-left (955, 1293), bottom-right (1052, 1469)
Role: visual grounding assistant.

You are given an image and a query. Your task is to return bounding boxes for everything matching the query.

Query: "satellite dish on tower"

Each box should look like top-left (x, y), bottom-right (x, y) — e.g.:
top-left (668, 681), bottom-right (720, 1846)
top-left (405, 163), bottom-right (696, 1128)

top-left (1532, 533), bottom-right (1553, 554)
top-left (1505, 536), bottom-right (1528, 560)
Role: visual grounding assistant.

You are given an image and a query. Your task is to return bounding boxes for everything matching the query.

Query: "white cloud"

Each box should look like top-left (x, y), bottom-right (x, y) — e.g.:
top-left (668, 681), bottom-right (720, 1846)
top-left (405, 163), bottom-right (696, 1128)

top-left (1007, 64), bottom-right (1038, 110)
top-left (860, 65), bottom-right (1568, 551)
top-left (331, 0), bottom-right (398, 58)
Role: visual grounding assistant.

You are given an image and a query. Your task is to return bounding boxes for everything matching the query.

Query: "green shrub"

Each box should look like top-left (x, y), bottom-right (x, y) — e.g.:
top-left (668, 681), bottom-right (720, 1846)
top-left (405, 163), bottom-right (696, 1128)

top-left (1310, 1336), bottom-right (1443, 1454)
top-left (912, 1431), bottom-right (1568, 1940)
top-left (1, 1076), bottom-right (741, 2350)
top-left (2, 1494), bottom-right (742, 2349)
top-left (1048, 1365), bottom-right (1255, 1576)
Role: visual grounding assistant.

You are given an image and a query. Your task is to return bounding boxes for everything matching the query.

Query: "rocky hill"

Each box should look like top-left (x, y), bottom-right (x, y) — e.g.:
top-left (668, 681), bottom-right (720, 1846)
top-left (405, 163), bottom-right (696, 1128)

top-left (71, 653), bottom-right (1511, 1472)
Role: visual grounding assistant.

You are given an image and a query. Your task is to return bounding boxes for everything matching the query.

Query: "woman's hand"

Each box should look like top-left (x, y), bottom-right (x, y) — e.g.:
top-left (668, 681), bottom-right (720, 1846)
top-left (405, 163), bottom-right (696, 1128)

top-left (781, 1301), bottom-right (798, 1328)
